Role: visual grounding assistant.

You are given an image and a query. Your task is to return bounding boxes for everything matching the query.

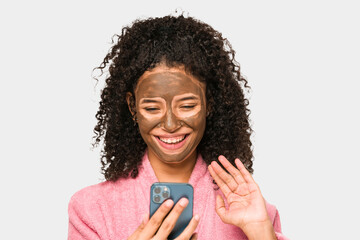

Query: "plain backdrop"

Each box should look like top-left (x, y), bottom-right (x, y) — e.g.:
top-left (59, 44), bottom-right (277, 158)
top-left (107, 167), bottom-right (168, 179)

top-left (1, 0), bottom-right (359, 239)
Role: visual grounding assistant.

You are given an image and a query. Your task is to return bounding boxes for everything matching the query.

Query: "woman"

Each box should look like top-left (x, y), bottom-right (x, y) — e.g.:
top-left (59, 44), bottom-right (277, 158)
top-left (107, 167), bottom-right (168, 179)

top-left (68, 15), bottom-right (288, 240)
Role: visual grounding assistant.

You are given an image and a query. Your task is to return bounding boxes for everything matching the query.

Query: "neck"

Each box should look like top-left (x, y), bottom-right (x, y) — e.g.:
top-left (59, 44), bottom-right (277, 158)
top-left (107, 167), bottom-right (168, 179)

top-left (148, 150), bottom-right (197, 183)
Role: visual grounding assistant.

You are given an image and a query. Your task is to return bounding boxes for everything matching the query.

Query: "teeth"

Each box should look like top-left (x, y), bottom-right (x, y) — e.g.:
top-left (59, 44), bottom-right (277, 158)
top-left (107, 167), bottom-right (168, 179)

top-left (159, 135), bottom-right (186, 144)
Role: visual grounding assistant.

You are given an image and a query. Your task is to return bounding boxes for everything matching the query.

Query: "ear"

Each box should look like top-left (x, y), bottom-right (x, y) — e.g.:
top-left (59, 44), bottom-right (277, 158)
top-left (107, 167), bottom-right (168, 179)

top-left (126, 92), bottom-right (136, 117)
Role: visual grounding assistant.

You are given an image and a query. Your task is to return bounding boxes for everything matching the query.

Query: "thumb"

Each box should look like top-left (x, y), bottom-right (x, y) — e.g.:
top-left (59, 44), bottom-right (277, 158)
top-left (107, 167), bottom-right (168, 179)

top-left (215, 195), bottom-right (229, 224)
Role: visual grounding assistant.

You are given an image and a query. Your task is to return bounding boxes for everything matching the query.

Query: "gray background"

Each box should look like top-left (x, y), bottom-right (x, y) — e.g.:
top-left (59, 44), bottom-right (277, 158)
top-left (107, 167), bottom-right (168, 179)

top-left (1, 0), bottom-right (359, 239)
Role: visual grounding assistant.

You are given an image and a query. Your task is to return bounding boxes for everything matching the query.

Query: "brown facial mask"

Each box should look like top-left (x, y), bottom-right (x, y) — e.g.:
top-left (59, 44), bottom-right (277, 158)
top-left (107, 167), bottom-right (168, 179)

top-left (127, 65), bottom-right (206, 164)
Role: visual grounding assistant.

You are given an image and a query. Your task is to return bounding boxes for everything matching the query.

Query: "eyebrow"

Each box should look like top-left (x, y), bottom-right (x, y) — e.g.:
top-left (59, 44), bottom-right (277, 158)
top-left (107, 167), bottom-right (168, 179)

top-left (140, 99), bottom-right (162, 103)
top-left (177, 96), bottom-right (199, 101)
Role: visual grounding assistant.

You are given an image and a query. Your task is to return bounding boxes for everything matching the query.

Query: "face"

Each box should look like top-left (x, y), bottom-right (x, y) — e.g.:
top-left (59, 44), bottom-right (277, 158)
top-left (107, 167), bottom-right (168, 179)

top-left (128, 65), bottom-right (206, 164)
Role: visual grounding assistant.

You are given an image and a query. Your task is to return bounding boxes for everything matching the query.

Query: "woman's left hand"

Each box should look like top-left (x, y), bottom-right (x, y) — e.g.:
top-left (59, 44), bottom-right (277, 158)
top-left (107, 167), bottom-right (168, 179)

top-left (208, 156), bottom-right (276, 239)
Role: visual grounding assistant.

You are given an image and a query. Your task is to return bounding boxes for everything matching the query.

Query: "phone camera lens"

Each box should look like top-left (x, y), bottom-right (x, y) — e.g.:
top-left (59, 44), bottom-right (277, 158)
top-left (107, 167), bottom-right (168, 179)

top-left (162, 191), bottom-right (169, 198)
top-left (154, 187), bottom-right (161, 194)
top-left (154, 195), bottom-right (161, 203)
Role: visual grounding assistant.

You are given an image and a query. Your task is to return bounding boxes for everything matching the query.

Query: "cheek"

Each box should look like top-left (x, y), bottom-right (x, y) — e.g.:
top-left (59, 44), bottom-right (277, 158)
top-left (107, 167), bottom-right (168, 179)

top-left (137, 112), bottom-right (162, 132)
top-left (175, 102), bottom-right (206, 128)
top-left (181, 111), bottom-right (206, 130)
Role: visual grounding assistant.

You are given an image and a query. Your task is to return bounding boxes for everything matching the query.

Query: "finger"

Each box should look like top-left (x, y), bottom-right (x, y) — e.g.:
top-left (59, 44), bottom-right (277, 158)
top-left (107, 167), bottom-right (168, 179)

top-left (190, 232), bottom-right (198, 240)
top-left (208, 164), bottom-right (232, 197)
top-left (213, 157), bottom-right (240, 191)
top-left (235, 158), bottom-right (255, 184)
top-left (175, 215), bottom-right (200, 240)
top-left (141, 199), bottom-right (174, 237)
top-left (210, 160), bottom-right (238, 193)
top-left (156, 198), bottom-right (189, 237)
top-left (215, 195), bottom-right (230, 224)
top-left (218, 155), bottom-right (246, 185)
top-left (142, 212), bottom-right (149, 225)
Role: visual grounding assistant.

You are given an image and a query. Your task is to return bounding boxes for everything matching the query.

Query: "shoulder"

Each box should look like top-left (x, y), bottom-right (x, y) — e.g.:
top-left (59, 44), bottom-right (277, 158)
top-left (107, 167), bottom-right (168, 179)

top-left (68, 181), bottom-right (111, 221)
top-left (68, 177), bottom-right (141, 238)
top-left (69, 181), bottom-right (110, 205)
top-left (68, 177), bottom-right (134, 213)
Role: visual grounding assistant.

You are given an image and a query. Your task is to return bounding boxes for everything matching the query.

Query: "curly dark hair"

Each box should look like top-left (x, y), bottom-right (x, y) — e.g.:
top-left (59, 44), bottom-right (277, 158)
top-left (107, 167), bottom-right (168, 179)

top-left (93, 14), bottom-right (253, 181)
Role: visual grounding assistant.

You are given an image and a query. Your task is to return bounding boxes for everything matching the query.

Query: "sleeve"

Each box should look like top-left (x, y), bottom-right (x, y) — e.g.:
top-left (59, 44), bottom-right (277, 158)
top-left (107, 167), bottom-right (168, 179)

top-left (272, 209), bottom-right (290, 240)
top-left (68, 196), bottom-right (101, 240)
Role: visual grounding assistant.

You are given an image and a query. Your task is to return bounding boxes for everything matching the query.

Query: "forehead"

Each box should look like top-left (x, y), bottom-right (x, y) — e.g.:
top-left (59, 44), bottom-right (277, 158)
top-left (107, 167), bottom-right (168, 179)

top-left (135, 67), bottom-right (205, 98)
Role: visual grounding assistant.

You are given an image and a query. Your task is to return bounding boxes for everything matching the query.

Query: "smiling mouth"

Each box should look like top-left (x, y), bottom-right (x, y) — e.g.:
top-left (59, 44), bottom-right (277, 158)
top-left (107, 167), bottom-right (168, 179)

top-left (156, 134), bottom-right (189, 144)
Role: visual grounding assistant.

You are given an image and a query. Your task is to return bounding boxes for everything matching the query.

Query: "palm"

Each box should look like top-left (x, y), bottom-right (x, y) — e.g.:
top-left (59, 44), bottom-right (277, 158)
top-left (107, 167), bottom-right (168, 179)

top-left (208, 156), bottom-right (269, 230)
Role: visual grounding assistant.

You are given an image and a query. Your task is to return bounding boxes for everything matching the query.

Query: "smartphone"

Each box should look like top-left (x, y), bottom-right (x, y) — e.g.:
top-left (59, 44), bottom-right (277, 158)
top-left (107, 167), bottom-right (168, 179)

top-left (150, 182), bottom-right (194, 239)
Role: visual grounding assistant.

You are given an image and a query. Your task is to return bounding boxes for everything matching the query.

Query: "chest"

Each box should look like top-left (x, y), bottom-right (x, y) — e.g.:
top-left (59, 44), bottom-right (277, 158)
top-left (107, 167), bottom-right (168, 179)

top-left (109, 185), bottom-right (247, 240)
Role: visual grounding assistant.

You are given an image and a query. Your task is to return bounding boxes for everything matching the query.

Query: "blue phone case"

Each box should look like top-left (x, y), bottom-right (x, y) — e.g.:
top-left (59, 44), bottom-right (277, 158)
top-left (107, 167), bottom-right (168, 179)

top-left (150, 182), bottom-right (193, 239)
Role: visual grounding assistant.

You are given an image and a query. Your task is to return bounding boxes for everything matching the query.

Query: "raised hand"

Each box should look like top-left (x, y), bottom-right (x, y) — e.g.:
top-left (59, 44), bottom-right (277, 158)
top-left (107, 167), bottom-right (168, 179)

top-left (208, 156), bottom-right (276, 239)
top-left (128, 198), bottom-right (199, 240)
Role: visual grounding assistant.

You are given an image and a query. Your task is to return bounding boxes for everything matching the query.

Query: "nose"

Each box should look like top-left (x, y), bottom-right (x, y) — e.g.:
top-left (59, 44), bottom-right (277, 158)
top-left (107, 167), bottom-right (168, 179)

top-left (163, 108), bottom-right (181, 132)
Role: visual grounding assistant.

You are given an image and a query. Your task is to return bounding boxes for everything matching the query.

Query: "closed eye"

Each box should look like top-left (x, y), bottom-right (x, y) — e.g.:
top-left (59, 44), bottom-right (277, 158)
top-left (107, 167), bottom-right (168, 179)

top-left (181, 105), bottom-right (196, 109)
top-left (144, 107), bottom-right (160, 111)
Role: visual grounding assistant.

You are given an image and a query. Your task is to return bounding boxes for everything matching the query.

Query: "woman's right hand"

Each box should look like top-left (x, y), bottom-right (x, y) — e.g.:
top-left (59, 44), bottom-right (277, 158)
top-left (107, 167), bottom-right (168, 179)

top-left (128, 198), bottom-right (199, 240)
